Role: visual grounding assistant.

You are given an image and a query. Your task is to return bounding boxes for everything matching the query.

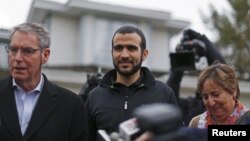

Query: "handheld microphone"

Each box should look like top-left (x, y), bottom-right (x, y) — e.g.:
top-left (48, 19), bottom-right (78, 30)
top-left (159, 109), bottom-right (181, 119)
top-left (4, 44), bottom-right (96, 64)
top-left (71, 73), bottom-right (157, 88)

top-left (110, 132), bottom-right (123, 141)
top-left (98, 129), bottom-right (111, 141)
top-left (119, 118), bottom-right (141, 141)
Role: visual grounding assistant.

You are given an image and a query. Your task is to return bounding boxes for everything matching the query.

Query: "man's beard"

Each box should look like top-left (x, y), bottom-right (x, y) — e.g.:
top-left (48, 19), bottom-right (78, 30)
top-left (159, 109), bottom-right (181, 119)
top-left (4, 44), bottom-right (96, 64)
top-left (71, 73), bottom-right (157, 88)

top-left (113, 59), bottom-right (142, 77)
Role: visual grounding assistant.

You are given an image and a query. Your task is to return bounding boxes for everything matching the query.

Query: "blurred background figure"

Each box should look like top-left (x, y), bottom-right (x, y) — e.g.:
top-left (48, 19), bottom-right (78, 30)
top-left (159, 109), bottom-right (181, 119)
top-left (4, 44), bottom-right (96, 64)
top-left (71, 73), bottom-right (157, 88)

top-left (79, 71), bottom-right (103, 102)
top-left (167, 29), bottom-right (226, 126)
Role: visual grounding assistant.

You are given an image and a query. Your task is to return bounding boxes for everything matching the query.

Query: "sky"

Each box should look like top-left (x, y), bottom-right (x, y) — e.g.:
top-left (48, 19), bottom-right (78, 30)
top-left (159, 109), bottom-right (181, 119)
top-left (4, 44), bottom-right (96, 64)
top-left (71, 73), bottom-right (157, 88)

top-left (0, 0), bottom-right (231, 45)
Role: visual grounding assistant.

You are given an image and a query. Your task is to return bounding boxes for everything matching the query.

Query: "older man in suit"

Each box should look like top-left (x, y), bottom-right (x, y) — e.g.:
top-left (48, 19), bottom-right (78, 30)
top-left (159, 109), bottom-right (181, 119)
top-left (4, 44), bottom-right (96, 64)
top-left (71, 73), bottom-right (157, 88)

top-left (0, 23), bottom-right (88, 141)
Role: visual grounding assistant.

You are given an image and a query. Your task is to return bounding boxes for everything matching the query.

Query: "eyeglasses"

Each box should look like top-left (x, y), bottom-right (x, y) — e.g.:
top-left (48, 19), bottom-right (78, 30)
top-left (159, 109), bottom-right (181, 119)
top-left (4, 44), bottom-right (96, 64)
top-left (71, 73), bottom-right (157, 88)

top-left (5, 45), bottom-right (42, 57)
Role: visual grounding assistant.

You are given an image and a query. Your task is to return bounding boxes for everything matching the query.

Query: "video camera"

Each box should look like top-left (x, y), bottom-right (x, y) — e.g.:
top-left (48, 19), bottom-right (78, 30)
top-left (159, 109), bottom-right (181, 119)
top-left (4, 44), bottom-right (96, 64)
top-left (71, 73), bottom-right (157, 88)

top-left (170, 30), bottom-right (208, 71)
top-left (79, 72), bottom-right (103, 102)
top-left (86, 73), bottom-right (103, 85)
top-left (98, 104), bottom-right (207, 141)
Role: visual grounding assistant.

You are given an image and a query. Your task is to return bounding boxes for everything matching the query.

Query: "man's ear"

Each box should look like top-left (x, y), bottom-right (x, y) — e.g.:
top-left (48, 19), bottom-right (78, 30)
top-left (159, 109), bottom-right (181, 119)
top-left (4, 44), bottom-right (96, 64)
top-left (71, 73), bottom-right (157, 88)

top-left (142, 49), bottom-right (148, 61)
top-left (42, 48), bottom-right (50, 64)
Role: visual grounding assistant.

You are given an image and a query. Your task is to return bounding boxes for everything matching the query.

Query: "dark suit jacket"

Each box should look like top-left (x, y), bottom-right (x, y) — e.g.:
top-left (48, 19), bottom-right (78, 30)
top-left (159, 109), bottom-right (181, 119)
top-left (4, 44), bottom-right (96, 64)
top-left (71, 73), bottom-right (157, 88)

top-left (0, 75), bottom-right (88, 141)
top-left (236, 110), bottom-right (250, 125)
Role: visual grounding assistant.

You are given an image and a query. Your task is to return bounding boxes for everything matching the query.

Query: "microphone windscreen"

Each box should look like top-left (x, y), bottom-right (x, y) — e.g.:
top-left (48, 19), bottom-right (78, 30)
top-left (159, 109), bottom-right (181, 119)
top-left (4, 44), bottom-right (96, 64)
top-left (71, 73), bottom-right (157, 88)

top-left (110, 132), bottom-right (120, 141)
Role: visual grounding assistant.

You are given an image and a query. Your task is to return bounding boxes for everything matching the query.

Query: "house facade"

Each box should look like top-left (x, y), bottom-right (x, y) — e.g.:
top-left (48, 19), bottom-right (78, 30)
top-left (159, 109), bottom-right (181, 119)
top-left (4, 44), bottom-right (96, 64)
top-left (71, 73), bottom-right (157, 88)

top-left (1, 0), bottom-right (190, 93)
top-left (26, 0), bottom-right (189, 71)
top-left (0, 28), bottom-right (9, 69)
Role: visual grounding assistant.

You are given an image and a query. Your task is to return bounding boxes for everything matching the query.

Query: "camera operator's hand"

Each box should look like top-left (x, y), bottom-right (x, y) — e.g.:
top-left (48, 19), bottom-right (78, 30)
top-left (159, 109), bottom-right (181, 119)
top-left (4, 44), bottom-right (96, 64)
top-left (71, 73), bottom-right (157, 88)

top-left (184, 29), bottom-right (226, 65)
top-left (182, 29), bottom-right (202, 42)
top-left (135, 131), bottom-right (154, 141)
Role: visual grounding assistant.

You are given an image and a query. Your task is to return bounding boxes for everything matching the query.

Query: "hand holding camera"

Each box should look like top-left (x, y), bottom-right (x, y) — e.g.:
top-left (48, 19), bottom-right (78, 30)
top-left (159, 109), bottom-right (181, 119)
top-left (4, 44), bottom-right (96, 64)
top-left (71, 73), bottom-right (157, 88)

top-left (181, 29), bottom-right (203, 42)
top-left (170, 29), bottom-right (209, 71)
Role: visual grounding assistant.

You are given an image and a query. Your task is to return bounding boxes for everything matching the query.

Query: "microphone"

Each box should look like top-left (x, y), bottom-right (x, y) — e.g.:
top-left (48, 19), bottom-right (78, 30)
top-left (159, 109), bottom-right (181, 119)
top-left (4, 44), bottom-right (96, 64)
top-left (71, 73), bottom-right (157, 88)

top-left (133, 103), bottom-right (182, 134)
top-left (107, 103), bottom-right (208, 141)
top-left (119, 118), bottom-right (141, 141)
top-left (133, 103), bottom-right (208, 141)
top-left (110, 132), bottom-right (123, 141)
top-left (98, 129), bottom-right (111, 141)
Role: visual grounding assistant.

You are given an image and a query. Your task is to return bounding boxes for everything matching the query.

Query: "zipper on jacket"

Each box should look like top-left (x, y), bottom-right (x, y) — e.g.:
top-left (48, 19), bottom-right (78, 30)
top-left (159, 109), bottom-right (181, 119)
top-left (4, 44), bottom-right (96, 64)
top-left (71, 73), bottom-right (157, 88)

top-left (124, 95), bottom-right (129, 110)
top-left (124, 101), bottom-right (128, 110)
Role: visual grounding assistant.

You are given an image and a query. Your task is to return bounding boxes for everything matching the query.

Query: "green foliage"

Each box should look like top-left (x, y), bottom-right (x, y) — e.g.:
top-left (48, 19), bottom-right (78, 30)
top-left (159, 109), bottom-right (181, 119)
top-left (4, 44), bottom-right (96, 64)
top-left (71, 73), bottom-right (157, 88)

top-left (204, 0), bottom-right (250, 80)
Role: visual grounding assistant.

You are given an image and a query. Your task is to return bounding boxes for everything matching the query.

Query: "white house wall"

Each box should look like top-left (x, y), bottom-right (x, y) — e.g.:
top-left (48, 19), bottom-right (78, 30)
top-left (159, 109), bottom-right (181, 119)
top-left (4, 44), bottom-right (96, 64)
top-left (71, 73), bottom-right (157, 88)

top-left (0, 44), bottom-right (8, 69)
top-left (41, 13), bottom-right (172, 72)
top-left (149, 29), bottom-right (171, 72)
top-left (77, 15), bottom-right (154, 69)
top-left (0, 29), bottom-right (10, 69)
top-left (47, 15), bottom-right (79, 66)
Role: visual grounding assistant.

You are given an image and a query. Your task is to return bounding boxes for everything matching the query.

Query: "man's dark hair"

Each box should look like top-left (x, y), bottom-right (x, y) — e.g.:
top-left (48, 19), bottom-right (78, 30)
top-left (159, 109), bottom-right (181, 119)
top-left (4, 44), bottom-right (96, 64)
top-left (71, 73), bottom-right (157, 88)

top-left (112, 25), bottom-right (146, 49)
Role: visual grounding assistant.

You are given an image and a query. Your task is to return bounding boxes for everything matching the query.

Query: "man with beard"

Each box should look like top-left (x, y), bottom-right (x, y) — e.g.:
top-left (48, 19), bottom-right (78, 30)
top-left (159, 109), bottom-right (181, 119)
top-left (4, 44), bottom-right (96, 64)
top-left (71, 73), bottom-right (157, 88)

top-left (86, 25), bottom-right (179, 141)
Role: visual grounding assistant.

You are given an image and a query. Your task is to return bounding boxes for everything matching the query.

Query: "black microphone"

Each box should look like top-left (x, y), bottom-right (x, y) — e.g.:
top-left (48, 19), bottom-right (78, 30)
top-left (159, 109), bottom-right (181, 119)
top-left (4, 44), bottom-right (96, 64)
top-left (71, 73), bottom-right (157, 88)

top-left (133, 103), bottom-right (208, 141)
top-left (133, 103), bottom-right (183, 134)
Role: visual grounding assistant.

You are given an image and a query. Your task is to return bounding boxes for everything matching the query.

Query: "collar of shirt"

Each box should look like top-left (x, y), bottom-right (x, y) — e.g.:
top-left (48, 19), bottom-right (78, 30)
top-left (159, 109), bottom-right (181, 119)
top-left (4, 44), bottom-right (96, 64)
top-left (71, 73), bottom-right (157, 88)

top-left (12, 74), bottom-right (44, 135)
top-left (12, 74), bottom-right (44, 94)
top-left (112, 72), bottom-right (144, 88)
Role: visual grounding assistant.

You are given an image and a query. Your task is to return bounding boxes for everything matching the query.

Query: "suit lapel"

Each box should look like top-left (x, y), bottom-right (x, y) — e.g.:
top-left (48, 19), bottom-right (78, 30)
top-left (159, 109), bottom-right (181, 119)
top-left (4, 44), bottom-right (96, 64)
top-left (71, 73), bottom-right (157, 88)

top-left (0, 76), bottom-right (22, 141)
top-left (22, 76), bottom-right (58, 141)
